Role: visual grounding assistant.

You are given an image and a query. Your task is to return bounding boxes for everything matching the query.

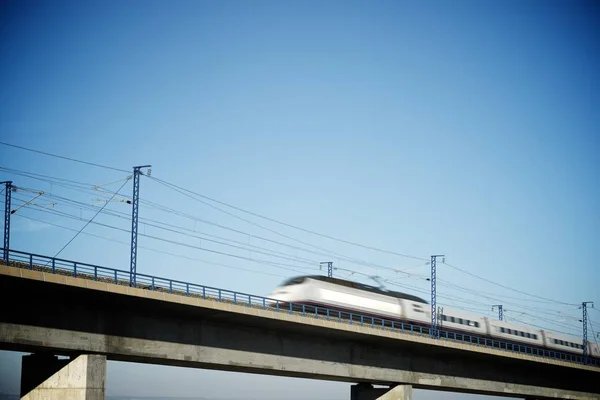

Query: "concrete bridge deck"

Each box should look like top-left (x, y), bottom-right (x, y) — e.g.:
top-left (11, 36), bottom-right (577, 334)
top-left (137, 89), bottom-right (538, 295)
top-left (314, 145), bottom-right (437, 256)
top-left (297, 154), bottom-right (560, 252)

top-left (1, 265), bottom-right (599, 399)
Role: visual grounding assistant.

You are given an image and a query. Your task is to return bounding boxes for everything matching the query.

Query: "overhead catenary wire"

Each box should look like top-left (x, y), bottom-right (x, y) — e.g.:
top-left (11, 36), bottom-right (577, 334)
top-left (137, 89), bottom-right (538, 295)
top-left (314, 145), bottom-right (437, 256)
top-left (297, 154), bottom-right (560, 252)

top-left (1, 168), bottom-right (427, 277)
top-left (150, 175), bottom-right (584, 308)
top-left (442, 261), bottom-right (578, 306)
top-left (149, 176), bottom-right (429, 262)
top-left (0, 142), bottom-right (130, 173)
top-left (17, 205), bottom-right (321, 275)
top-left (50, 176), bottom-right (131, 259)
top-left (14, 214), bottom-right (288, 279)
top-left (10, 178), bottom-right (431, 279)
top-left (19, 198), bottom-right (323, 268)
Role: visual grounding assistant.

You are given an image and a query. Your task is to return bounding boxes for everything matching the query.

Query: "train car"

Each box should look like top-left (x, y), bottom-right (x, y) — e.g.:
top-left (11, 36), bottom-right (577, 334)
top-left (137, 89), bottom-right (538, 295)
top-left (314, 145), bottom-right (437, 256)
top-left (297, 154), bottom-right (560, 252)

top-left (436, 307), bottom-right (488, 336)
top-left (543, 330), bottom-right (586, 355)
top-left (266, 275), bottom-right (427, 321)
top-left (401, 300), bottom-right (431, 326)
top-left (486, 319), bottom-right (545, 347)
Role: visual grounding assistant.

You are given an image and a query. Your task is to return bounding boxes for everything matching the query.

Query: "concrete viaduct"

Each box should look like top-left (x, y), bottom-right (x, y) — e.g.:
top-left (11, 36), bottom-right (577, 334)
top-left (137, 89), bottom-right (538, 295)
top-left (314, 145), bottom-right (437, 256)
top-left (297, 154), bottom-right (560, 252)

top-left (0, 264), bottom-right (599, 400)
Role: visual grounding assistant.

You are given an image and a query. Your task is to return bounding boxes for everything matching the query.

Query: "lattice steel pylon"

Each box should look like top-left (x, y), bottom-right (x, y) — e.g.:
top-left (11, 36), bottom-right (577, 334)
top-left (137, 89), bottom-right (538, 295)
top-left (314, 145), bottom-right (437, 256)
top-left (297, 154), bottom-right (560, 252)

top-left (492, 304), bottom-right (503, 321)
top-left (430, 254), bottom-right (444, 338)
top-left (582, 301), bottom-right (594, 361)
top-left (2, 181), bottom-right (12, 263)
top-left (130, 166), bottom-right (150, 287)
top-left (320, 261), bottom-right (333, 278)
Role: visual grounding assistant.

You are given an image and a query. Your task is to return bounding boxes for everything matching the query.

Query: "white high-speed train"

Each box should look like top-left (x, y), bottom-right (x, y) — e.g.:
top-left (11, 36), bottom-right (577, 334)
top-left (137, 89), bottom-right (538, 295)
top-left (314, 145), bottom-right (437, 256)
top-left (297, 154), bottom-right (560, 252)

top-left (267, 275), bottom-right (600, 359)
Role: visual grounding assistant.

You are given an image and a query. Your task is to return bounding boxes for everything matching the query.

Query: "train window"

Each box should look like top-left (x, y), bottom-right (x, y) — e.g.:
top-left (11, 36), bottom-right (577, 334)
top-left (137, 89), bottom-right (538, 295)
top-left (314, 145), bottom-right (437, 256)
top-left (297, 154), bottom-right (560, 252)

top-left (280, 277), bottom-right (306, 286)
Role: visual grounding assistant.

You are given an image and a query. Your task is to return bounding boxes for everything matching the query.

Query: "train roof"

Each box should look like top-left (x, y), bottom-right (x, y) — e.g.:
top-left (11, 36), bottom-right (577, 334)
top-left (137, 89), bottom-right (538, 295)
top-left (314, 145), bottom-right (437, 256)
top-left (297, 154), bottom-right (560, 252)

top-left (281, 275), bottom-right (429, 304)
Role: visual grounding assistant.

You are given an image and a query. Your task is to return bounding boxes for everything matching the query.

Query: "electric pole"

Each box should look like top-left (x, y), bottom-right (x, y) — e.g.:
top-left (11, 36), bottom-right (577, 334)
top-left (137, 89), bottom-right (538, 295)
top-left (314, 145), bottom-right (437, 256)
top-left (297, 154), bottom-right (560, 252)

top-left (582, 301), bottom-right (594, 361)
top-left (430, 254), bottom-right (444, 338)
top-left (320, 261), bottom-right (333, 278)
top-left (1, 181), bottom-right (12, 264)
top-left (130, 166), bottom-right (151, 287)
top-left (492, 305), bottom-right (503, 321)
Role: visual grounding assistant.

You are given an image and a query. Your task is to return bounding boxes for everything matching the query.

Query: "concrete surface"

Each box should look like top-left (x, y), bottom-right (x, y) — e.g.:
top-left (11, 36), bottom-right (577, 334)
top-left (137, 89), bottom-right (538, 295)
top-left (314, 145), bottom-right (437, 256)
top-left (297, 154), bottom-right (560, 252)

top-left (1, 266), bottom-right (599, 400)
top-left (351, 384), bottom-right (413, 400)
top-left (21, 354), bottom-right (106, 400)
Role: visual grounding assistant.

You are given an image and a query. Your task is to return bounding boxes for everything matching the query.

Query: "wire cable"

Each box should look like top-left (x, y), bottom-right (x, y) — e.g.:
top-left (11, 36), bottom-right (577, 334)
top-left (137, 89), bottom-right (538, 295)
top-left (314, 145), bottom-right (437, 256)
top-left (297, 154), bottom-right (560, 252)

top-left (442, 261), bottom-right (578, 306)
top-left (51, 176), bottom-right (131, 258)
top-left (20, 204), bottom-right (320, 275)
top-left (15, 214), bottom-right (288, 279)
top-left (0, 142), bottom-right (130, 173)
top-left (150, 176), bottom-right (582, 309)
top-left (149, 176), bottom-right (429, 261)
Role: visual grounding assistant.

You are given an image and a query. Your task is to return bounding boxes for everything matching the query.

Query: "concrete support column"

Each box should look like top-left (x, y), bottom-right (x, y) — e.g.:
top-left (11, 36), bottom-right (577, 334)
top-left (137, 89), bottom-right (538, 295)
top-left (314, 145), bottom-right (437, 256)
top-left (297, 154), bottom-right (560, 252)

top-left (351, 383), bottom-right (412, 400)
top-left (20, 353), bottom-right (106, 400)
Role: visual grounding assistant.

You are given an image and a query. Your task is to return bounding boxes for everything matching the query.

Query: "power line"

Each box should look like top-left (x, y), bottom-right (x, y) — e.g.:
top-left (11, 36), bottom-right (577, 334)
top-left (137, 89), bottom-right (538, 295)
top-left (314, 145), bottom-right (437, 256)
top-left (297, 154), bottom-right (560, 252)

top-left (149, 176), bottom-right (429, 261)
top-left (51, 176), bottom-right (131, 258)
top-left (20, 194), bottom-right (323, 269)
top-left (8, 174), bottom-right (427, 278)
top-left (0, 142), bottom-right (130, 173)
top-left (149, 175), bottom-right (582, 309)
top-left (442, 261), bottom-right (578, 306)
top-left (18, 204), bottom-right (320, 275)
top-left (0, 166), bottom-right (99, 189)
top-left (14, 214), bottom-right (288, 279)
top-left (148, 177), bottom-right (432, 279)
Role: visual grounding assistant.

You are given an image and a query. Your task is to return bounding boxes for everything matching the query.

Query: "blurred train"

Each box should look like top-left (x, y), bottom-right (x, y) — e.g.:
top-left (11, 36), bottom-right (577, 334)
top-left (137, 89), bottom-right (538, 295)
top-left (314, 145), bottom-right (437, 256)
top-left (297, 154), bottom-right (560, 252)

top-left (267, 275), bottom-right (600, 359)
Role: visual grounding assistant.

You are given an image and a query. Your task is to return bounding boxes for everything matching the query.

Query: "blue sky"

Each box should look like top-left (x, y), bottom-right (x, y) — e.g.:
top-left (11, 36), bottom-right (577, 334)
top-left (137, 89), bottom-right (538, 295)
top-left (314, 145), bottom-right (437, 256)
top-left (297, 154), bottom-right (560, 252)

top-left (0, 0), bottom-right (598, 398)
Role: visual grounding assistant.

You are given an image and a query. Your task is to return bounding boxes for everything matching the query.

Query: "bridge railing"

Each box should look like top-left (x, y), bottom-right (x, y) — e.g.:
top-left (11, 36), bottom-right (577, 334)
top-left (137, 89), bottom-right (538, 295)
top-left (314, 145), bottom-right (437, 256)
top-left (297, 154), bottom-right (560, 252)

top-left (1, 248), bottom-right (597, 368)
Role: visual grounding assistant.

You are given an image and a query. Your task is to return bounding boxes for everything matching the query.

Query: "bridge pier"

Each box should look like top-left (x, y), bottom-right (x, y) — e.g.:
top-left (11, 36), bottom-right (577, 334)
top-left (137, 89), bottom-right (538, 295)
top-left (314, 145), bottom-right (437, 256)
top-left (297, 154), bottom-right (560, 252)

top-left (351, 383), bottom-right (412, 400)
top-left (20, 353), bottom-right (106, 399)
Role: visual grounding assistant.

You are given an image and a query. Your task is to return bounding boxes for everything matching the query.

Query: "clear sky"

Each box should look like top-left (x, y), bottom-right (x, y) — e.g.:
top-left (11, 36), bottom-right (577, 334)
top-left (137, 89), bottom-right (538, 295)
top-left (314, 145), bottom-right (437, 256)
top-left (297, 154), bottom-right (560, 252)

top-left (0, 0), bottom-right (598, 398)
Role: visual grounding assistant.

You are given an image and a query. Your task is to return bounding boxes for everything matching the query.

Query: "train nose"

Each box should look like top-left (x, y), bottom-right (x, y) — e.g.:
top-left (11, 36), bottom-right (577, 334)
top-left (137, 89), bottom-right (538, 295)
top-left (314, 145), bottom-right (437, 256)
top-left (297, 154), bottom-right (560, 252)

top-left (265, 290), bottom-right (290, 307)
